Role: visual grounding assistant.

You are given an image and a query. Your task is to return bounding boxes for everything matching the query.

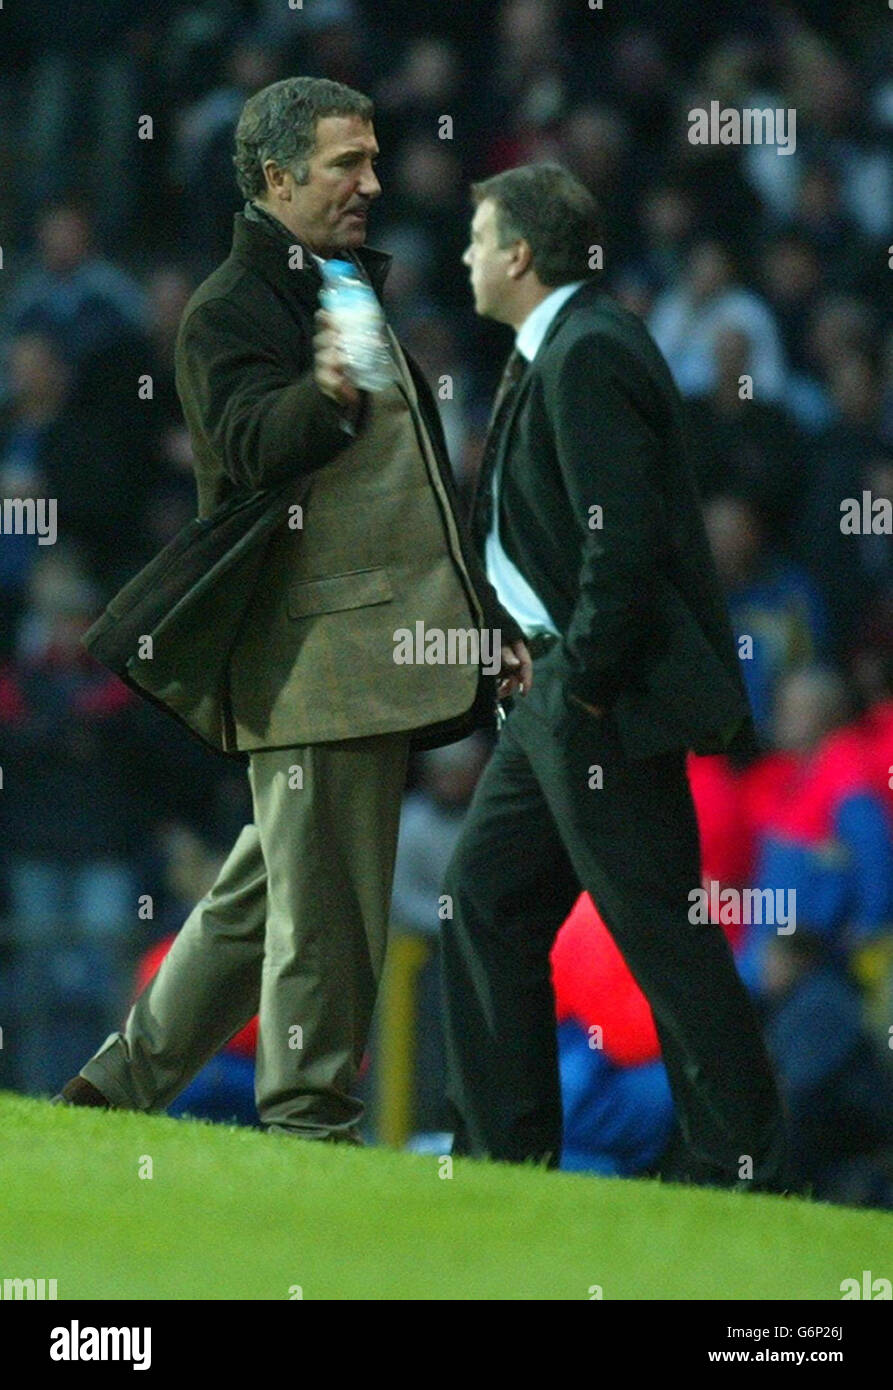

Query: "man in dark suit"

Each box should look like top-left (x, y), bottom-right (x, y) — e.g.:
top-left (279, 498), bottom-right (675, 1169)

top-left (441, 163), bottom-right (791, 1191)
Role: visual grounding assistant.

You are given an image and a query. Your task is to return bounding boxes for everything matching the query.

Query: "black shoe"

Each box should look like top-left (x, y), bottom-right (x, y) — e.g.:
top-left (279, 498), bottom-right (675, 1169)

top-left (52, 1076), bottom-right (113, 1109)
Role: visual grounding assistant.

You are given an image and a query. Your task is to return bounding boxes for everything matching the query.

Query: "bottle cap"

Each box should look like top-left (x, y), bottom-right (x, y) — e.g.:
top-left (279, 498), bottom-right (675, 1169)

top-left (320, 259), bottom-right (356, 279)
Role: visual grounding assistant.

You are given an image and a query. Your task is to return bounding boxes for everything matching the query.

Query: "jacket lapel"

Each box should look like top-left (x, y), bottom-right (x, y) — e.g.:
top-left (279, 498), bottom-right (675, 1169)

top-left (471, 280), bottom-right (604, 542)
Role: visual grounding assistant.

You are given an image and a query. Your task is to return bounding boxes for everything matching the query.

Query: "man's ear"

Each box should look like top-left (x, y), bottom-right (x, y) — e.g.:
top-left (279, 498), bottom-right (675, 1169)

top-left (508, 238), bottom-right (533, 279)
top-left (263, 159), bottom-right (292, 203)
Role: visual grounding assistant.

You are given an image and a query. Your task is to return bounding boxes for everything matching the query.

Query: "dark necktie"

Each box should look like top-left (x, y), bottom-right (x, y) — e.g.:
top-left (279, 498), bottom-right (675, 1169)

top-left (487, 346), bottom-right (526, 432)
top-left (472, 347), bottom-right (527, 538)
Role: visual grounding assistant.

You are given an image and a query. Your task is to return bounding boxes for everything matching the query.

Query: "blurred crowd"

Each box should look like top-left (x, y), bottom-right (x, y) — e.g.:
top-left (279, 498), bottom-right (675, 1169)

top-left (0, 1), bottom-right (891, 1206)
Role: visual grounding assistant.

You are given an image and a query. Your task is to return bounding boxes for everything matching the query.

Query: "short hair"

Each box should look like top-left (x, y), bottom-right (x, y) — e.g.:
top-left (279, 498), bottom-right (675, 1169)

top-left (233, 76), bottom-right (374, 200)
top-left (470, 163), bottom-right (604, 287)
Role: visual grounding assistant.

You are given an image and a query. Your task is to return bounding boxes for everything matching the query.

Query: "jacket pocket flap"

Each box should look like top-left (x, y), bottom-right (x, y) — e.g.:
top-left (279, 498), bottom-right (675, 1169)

top-left (288, 567), bottom-right (394, 618)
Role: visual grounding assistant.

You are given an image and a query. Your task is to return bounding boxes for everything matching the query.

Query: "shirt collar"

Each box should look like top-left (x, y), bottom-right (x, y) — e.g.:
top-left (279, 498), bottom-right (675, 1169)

top-left (515, 280), bottom-right (586, 362)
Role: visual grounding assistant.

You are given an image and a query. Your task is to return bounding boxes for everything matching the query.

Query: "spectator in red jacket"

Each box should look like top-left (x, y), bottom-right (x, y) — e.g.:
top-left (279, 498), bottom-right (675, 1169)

top-left (737, 667), bottom-right (893, 994)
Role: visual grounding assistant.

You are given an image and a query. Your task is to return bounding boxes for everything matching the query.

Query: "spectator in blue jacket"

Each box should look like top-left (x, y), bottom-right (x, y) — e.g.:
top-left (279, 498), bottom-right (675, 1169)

top-left (765, 932), bottom-right (893, 1208)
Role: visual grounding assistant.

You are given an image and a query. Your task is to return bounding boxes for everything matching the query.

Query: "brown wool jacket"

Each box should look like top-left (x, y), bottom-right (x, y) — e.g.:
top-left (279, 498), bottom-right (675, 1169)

top-left (82, 208), bottom-right (522, 759)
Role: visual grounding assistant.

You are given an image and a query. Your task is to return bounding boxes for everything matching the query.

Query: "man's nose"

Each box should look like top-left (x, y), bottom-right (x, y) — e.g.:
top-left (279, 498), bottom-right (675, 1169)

top-left (359, 168), bottom-right (381, 199)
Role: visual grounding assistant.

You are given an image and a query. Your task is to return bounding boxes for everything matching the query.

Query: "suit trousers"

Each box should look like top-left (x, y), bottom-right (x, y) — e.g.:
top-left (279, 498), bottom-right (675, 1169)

top-left (81, 732), bottom-right (411, 1136)
top-left (441, 649), bottom-right (791, 1188)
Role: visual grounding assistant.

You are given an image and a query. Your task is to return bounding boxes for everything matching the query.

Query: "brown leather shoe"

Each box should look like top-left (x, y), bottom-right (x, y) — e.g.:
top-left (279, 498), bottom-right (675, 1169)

top-left (327, 1128), bottom-right (364, 1146)
top-left (52, 1076), bottom-right (113, 1109)
top-left (266, 1123), bottom-right (363, 1144)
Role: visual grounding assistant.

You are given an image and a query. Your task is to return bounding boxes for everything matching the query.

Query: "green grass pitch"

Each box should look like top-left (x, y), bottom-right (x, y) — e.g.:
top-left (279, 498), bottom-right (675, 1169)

top-left (1, 1092), bottom-right (890, 1300)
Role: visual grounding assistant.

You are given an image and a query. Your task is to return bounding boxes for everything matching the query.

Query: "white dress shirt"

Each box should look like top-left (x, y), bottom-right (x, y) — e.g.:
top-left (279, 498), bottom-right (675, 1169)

top-left (485, 281), bottom-right (585, 638)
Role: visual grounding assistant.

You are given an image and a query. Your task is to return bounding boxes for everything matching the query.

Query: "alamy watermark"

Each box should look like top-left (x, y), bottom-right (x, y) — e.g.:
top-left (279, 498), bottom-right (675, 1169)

top-left (50, 1321), bottom-right (151, 1370)
top-left (688, 102), bottom-right (796, 155)
top-left (0, 496), bottom-right (57, 545)
top-left (840, 491), bottom-right (892, 534)
top-left (393, 624), bottom-right (501, 676)
top-left (0, 1275), bottom-right (58, 1299)
top-left (689, 882), bottom-right (796, 933)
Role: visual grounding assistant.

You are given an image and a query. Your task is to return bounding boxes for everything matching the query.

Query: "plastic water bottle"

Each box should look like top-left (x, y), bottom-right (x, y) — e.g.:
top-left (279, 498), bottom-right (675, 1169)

top-left (319, 259), bottom-right (394, 391)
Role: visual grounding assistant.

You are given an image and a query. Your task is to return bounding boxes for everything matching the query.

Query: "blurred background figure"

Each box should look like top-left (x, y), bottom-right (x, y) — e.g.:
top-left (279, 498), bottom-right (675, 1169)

top-left (170, 30), bottom-right (285, 267)
top-left (0, 0), bottom-right (890, 1205)
top-left (2, 0), bottom-right (165, 243)
top-left (380, 736), bottom-right (490, 1146)
top-left (705, 494), bottom-right (828, 738)
top-left (0, 202), bottom-right (147, 375)
top-left (736, 666), bottom-right (893, 996)
top-left (0, 547), bottom-right (141, 945)
top-left (649, 239), bottom-right (787, 402)
top-left (764, 932), bottom-right (893, 1209)
top-left (686, 329), bottom-right (806, 548)
top-left (0, 547), bottom-right (143, 1092)
top-left (550, 896), bottom-right (676, 1178)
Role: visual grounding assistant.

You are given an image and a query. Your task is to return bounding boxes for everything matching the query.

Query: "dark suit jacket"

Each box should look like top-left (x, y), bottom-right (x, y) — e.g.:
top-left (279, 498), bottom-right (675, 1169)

top-left (83, 210), bottom-right (522, 760)
top-left (472, 279), bottom-right (759, 761)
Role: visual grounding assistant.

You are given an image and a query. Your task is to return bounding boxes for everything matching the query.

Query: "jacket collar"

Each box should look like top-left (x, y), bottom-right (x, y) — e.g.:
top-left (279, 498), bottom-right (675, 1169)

top-left (488, 279), bottom-right (603, 481)
top-left (538, 277), bottom-right (603, 354)
top-left (231, 202), bottom-right (392, 308)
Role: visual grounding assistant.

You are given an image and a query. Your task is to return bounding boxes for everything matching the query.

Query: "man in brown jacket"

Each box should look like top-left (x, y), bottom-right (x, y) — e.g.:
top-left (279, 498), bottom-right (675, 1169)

top-left (58, 76), bottom-right (530, 1141)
